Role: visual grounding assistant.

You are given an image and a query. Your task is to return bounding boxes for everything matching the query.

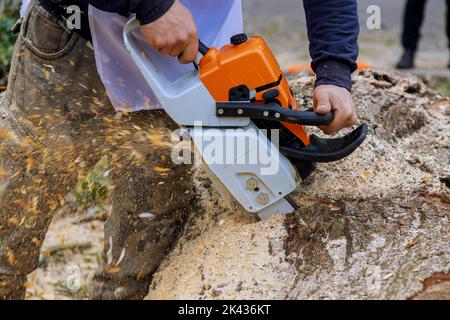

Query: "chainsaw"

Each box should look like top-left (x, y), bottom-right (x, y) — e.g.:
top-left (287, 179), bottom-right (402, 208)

top-left (123, 19), bottom-right (368, 220)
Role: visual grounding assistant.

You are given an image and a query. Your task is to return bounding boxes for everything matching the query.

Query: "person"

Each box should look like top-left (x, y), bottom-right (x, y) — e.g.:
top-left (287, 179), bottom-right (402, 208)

top-left (397, 0), bottom-right (450, 69)
top-left (0, 0), bottom-right (360, 300)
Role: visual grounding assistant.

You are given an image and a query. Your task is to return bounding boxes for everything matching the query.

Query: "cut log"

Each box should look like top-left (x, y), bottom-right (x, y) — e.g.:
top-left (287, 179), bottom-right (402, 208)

top-left (147, 70), bottom-right (449, 300)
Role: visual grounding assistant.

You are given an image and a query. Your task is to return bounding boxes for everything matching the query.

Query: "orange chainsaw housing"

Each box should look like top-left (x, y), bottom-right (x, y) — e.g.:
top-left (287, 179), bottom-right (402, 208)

top-left (199, 36), bottom-right (310, 146)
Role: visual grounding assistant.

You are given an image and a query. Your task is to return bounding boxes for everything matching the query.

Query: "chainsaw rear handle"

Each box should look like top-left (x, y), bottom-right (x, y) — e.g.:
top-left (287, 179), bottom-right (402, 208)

top-left (216, 102), bottom-right (334, 126)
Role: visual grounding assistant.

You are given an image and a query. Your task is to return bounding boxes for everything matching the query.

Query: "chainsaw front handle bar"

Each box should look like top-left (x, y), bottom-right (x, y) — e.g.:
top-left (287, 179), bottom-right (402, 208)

top-left (216, 102), bottom-right (334, 126)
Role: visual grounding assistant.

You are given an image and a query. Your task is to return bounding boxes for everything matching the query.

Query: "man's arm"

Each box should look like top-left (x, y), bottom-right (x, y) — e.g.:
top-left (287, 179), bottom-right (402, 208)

top-left (303, 0), bottom-right (360, 134)
top-left (68, 0), bottom-right (198, 63)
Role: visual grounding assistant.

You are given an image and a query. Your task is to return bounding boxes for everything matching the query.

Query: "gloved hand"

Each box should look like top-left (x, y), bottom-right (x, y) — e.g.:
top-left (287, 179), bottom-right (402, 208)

top-left (313, 85), bottom-right (358, 135)
top-left (140, 0), bottom-right (199, 64)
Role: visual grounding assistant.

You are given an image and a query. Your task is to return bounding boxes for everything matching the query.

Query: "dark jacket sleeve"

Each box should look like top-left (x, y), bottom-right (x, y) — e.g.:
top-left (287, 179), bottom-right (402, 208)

top-left (66, 0), bottom-right (176, 24)
top-left (303, 0), bottom-right (359, 91)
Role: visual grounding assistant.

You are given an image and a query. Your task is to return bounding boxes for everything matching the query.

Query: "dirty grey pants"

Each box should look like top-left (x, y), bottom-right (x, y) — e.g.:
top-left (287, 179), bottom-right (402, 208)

top-left (0, 1), bottom-right (194, 300)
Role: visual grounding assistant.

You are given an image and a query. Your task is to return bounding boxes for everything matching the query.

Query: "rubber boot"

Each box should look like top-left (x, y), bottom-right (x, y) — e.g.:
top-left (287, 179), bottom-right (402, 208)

top-left (396, 50), bottom-right (415, 69)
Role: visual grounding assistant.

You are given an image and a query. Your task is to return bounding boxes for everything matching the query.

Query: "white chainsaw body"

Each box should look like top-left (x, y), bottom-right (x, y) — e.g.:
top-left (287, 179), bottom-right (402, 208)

top-left (124, 19), bottom-right (299, 219)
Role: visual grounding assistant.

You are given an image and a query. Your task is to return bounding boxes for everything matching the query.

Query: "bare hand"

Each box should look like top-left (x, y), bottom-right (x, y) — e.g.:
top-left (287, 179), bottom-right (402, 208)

top-left (313, 85), bottom-right (358, 135)
top-left (140, 0), bottom-right (199, 64)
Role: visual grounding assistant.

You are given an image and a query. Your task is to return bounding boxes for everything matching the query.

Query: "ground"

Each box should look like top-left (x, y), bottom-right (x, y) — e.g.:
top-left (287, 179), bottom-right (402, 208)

top-left (26, 210), bottom-right (104, 299)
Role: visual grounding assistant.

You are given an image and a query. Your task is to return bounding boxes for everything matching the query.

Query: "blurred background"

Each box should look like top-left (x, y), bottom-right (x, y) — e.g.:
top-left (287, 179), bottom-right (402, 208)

top-left (1, 0), bottom-right (450, 90)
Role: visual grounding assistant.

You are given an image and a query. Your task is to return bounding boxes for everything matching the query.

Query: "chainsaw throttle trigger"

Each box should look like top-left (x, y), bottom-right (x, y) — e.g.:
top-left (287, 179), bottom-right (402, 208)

top-left (263, 89), bottom-right (280, 101)
top-left (216, 102), bottom-right (334, 126)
